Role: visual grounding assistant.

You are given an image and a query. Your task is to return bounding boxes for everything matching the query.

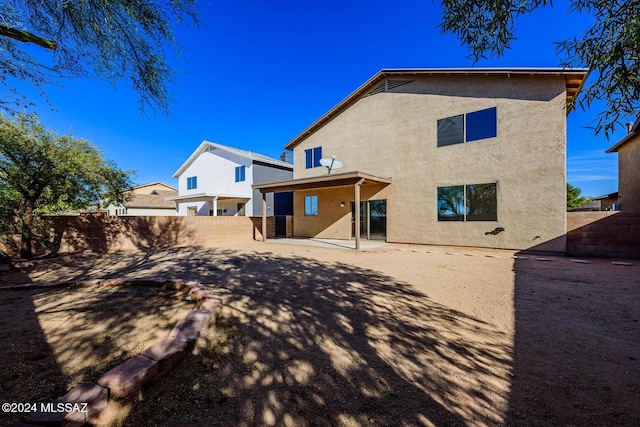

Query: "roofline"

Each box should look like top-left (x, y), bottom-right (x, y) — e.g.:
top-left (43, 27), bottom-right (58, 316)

top-left (606, 120), bottom-right (640, 153)
top-left (253, 171), bottom-right (392, 193)
top-left (124, 204), bottom-right (177, 209)
top-left (284, 67), bottom-right (590, 151)
top-left (165, 192), bottom-right (251, 201)
top-left (129, 182), bottom-right (178, 192)
top-left (173, 141), bottom-right (292, 178)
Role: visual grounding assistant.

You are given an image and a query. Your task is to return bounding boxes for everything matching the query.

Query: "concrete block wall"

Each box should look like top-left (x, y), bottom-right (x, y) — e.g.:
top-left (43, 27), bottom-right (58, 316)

top-left (566, 211), bottom-right (640, 259)
top-left (48, 215), bottom-right (287, 254)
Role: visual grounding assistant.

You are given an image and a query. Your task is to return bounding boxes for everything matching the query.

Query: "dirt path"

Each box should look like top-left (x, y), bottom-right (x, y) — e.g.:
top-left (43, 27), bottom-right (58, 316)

top-left (0, 241), bottom-right (638, 426)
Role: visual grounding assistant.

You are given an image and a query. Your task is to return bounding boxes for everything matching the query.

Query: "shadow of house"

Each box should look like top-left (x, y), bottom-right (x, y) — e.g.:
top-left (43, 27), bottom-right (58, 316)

top-left (507, 257), bottom-right (640, 426)
top-left (566, 211), bottom-right (640, 259)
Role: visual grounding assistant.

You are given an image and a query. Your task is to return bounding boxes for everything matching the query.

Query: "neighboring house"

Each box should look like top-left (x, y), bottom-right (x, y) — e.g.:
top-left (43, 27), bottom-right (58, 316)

top-left (167, 141), bottom-right (293, 217)
top-left (573, 192), bottom-right (620, 212)
top-left (255, 67), bottom-right (589, 251)
top-left (107, 182), bottom-right (178, 216)
top-left (606, 121), bottom-right (640, 210)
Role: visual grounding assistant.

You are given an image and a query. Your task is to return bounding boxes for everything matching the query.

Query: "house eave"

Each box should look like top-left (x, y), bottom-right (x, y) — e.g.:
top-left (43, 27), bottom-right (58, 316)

top-left (284, 67), bottom-right (590, 151)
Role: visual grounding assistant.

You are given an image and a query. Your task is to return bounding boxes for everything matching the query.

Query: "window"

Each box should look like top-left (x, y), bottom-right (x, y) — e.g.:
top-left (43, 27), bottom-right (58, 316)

top-left (305, 147), bottom-right (322, 169)
top-left (187, 206), bottom-right (197, 216)
top-left (304, 195), bottom-right (318, 216)
top-left (235, 165), bottom-right (246, 182)
top-left (437, 107), bottom-right (497, 147)
top-left (187, 176), bottom-right (197, 189)
top-left (437, 183), bottom-right (497, 221)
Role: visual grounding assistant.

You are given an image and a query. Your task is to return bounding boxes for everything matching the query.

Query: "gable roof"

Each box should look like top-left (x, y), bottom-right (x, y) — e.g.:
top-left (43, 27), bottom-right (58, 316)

top-left (124, 190), bottom-right (178, 209)
top-left (284, 67), bottom-right (590, 151)
top-left (606, 120), bottom-right (640, 153)
top-left (130, 182), bottom-right (178, 193)
top-left (173, 141), bottom-right (293, 178)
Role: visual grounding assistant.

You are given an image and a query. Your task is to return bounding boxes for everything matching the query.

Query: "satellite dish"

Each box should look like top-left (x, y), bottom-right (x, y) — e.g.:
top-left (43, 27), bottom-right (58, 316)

top-left (319, 156), bottom-right (343, 175)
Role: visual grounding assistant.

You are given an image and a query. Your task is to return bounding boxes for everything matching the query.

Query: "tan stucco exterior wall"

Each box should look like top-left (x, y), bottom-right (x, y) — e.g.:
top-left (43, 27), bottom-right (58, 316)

top-left (291, 74), bottom-right (569, 251)
top-left (618, 135), bottom-right (640, 211)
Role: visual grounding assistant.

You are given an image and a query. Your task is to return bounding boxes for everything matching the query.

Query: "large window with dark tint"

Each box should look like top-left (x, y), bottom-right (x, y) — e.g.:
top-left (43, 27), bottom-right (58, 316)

top-left (437, 107), bottom-right (497, 147)
top-left (437, 114), bottom-right (464, 147)
top-left (437, 183), bottom-right (497, 221)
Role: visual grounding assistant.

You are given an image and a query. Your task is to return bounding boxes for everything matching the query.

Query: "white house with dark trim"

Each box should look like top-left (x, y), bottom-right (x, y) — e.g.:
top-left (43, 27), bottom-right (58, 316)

top-left (167, 141), bottom-right (293, 217)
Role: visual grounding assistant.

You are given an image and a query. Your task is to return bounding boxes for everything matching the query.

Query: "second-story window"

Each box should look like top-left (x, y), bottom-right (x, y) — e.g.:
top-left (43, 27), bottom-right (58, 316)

top-left (305, 147), bottom-right (322, 169)
top-left (187, 176), bottom-right (197, 189)
top-left (437, 107), bottom-right (497, 147)
top-left (235, 165), bottom-right (246, 182)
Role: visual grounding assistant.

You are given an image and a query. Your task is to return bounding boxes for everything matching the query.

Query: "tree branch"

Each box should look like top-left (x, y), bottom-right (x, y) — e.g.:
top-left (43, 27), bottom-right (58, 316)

top-left (0, 25), bottom-right (57, 50)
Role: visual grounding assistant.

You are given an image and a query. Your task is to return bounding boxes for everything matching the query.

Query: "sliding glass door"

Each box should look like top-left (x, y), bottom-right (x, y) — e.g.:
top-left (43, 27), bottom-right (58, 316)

top-left (351, 200), bottom-right (386, 240)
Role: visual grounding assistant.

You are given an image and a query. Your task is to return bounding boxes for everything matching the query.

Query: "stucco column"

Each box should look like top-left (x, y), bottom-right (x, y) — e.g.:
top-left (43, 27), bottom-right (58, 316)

top-left (354, 179), bottom-right (364, 250)
top-left (262, 191), bottom-right (267, 242)
top-left (212, 196), bottom-right (218, 216)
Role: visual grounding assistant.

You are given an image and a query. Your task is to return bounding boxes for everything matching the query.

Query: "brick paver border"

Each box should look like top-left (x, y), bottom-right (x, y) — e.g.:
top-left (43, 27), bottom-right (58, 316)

top-left (2, 276), bottom-right (222, 427)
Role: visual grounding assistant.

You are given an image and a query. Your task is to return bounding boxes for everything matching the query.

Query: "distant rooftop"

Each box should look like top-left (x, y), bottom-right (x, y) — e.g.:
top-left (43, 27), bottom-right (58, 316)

top-left (174, 141), bottom-right (292, 178)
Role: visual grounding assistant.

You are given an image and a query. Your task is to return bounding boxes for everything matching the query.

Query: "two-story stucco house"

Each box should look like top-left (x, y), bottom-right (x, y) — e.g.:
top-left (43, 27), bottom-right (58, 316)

top-left (255, 68), bottom-right (589, 251)
top-left (167, 141), bottom-right (293, 217)
top-left (606, 120), bottom-right (640, 210)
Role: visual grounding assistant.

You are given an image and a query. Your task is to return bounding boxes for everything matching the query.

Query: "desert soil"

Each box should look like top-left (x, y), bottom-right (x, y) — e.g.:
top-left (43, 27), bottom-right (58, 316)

top-left (0, 239), bottom-right (638, 426)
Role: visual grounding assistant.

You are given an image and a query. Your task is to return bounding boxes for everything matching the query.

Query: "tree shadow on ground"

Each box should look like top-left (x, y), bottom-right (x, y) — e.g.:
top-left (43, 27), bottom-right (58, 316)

top-left (507, 257), bottom-right (640, 426)
top-left (42, 246), bottom-right (513, 426)
top-left (49, 216), bottom-right (194, 255)
top-left (0, 267), bottom-right (192, 425)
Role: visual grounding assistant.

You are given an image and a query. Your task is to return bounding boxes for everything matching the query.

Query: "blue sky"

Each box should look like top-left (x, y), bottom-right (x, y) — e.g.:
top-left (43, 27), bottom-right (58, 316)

top-left (22, 0), bottom-right (624, 197)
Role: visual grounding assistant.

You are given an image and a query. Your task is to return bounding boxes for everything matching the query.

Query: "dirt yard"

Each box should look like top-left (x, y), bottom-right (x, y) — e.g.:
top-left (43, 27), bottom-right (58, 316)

top-left (0, 240), bottom-right (638, 426)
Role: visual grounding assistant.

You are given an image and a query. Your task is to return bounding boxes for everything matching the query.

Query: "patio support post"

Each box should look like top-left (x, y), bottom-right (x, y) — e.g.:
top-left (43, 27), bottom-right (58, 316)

top-left (261, 191), bottom-right (267, 242)
top-left (212, 196), bottom-right (218, 216)
top-left (354, 179), bottom-right (364, 250)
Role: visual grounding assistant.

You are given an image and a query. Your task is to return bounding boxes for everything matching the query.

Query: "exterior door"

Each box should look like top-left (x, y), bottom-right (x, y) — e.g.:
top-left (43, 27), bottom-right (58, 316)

top-left (351, 200), bottom-right (386, 240)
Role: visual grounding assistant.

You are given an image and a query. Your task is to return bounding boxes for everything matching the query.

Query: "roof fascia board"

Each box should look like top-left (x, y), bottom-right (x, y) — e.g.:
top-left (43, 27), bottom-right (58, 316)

top-left (284, 68), bottom-right (589, 151)
top-left (174, 141), bottom-right (292, 177)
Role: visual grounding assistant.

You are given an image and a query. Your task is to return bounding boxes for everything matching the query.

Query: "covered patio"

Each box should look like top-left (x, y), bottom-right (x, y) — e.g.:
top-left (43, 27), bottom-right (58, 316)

top-left (165, 193), bottom-right (250, 216)
top-left (254, 171), bottom-right (391, 249)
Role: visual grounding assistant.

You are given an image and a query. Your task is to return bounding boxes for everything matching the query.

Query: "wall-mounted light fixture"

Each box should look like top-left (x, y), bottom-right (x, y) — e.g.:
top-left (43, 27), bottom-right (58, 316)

top-left (340, 202), bottom-right (345, 208)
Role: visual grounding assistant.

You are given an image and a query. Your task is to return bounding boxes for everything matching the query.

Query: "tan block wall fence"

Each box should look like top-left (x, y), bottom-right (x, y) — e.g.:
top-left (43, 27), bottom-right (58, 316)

top-left (47, 216), bottom-right (284, 254)
top-left (566, 211), bottom-right (640, 259)
top-left (3, 213), bottom-right (638, 259)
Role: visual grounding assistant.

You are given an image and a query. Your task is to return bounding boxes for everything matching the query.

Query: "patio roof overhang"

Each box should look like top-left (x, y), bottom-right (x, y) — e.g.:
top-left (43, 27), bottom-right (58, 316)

top-left (254, 171), bottom-right (391, 250)
top-left (253, 171), bottom-right (392, 193)
top-left (164, 193), bottom-right (250, 202)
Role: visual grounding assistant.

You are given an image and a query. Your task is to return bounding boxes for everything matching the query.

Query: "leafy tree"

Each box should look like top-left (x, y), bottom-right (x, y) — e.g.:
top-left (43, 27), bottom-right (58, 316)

top-left (0, 0), bottom-right (198, 115)
top-left (567, 182), bottom-right (590, 210)
top-left (438, 0), bottom-right (640, 137)
top-left (0, 113), bottom-right (134, 259)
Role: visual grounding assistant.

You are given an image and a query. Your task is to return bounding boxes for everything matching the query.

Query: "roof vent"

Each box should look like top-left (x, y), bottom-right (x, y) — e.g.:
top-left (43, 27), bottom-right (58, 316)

top-left (387, 80), bottom-right (412, 90)
top-left (366, 82), bottom-right (386, 97)
top-left (366, 79), bottom-right (414, 97)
